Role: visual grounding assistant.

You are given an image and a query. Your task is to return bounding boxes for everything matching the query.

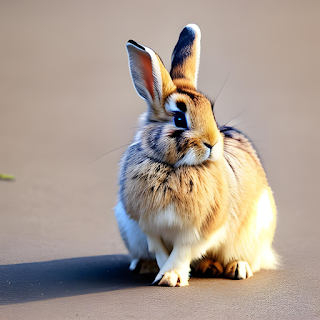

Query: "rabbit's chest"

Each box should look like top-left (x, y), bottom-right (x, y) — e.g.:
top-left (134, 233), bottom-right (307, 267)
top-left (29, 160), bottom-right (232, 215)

top-left (124, 160), bottom-right (197, 213)
top-left (143, 203), bottom-right (185, 230)
top-left (122, 157), bottom-right (228, 238)
top-left (141, 203), bottom-right (201, 244)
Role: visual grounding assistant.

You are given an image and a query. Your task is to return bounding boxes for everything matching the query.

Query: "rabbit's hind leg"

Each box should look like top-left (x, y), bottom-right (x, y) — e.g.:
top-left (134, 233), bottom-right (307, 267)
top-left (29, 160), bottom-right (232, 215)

top-left (224, 261), bottom-right (253, 280)
top-left (130, 259), bottom-right (159, 274)
top-left (194, 259), bottom-right (224, 277)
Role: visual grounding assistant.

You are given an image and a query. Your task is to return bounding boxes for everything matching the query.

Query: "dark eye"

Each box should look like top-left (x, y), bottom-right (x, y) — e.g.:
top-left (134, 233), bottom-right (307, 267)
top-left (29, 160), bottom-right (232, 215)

top-left (173, 111), bottom-right (188, 129)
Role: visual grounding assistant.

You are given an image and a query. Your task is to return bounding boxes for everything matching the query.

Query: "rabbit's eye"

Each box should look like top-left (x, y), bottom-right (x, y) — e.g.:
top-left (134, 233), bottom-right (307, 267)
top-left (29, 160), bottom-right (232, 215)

top-left (173, 111), bottom-right (188, 129)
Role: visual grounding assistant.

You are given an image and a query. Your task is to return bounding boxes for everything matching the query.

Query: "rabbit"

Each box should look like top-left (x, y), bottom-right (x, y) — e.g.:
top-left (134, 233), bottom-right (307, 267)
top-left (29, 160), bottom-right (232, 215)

top-left (115, 23), bottom-right (279, 287)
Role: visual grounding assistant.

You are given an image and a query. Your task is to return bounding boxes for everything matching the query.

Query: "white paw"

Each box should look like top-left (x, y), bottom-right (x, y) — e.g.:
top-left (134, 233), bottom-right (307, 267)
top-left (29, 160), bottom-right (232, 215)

top-left (236, 261), bottom-right (253, 279)
top-left (225, 261), bottom-right (253, 280)
top-left (154, 270), bottom-right (189, 287)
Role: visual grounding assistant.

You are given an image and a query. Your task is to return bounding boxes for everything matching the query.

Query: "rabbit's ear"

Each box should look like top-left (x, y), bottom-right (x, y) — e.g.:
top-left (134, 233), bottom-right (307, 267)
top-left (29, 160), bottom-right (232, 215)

top-left (170, 24), bottom-right (201, 89)
top-left (126, 40), bottom-right (175, 114)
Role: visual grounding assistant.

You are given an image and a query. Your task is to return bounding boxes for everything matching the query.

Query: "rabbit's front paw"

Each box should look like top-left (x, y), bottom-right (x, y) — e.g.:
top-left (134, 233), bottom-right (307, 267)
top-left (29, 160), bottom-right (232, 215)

top-left (158, 270), bottom-right (189, 287)
top-left (224, 261), bottom-right (253, 280)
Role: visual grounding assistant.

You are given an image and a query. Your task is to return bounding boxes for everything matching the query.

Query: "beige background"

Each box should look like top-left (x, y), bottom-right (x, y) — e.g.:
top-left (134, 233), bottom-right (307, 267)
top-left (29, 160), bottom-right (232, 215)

top-left (1, 0), bottom-right (319, 319)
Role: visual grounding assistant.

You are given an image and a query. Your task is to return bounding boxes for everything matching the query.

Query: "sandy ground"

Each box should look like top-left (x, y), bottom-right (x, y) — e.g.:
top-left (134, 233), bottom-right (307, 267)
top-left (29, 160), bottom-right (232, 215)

top-left (1, 1), bottom-right (319, 319)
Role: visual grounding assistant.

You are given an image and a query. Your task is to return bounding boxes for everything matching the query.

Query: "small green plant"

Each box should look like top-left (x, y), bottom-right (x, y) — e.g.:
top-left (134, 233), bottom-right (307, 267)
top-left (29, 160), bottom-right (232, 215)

top-left (0, 173), bottom-right (15, 181)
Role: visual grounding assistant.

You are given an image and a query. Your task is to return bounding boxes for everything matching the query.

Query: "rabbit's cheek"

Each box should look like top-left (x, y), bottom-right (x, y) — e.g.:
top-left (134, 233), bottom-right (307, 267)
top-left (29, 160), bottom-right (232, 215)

top-left (163, 144), bottom-right (180, 165)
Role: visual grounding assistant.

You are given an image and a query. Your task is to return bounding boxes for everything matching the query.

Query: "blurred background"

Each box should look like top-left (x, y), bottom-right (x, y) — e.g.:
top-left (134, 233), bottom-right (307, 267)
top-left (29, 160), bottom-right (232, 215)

top-left (1, 0), bottom-right (319, 319)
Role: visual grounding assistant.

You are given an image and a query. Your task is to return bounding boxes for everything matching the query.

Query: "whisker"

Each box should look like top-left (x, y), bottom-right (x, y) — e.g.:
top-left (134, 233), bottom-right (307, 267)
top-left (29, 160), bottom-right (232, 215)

top-left (223, 108), bottom-right (248, 127)
top-left (213, 68), bottom-right (233, 105)
top-left (232, 121), bottom-right (247, 127)
top-left (213, 70), bottom-right (251, 131)
top-left (81, 143), bottom-right (131, 169)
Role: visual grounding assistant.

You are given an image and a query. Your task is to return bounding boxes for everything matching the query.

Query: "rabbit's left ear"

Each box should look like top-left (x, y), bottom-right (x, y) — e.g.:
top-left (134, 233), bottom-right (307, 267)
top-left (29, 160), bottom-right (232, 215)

top-left (170, 24), bottom-right (201, 89)
top-left (126, 40), bottom-right (176, 118)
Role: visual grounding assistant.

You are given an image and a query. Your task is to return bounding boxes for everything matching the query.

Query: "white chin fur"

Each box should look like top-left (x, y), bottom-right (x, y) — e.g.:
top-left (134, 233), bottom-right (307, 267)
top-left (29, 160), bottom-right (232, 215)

top-left (175, 139), bottom-right (222, 167)
top-left (175, 148), bottom-right (210, 167)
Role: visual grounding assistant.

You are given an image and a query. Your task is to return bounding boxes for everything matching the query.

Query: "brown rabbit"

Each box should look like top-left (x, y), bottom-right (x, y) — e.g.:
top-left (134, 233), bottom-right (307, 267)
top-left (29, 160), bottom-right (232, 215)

top-left (115, 24), bottom-right (278, 286)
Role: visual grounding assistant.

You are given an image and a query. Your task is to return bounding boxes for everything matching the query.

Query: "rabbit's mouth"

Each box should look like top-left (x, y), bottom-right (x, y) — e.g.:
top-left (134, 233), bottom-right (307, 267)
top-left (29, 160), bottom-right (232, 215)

top-left (175, 146), bottom-right (211, 167)
top-left (174, 138), bottom-right (223, 167)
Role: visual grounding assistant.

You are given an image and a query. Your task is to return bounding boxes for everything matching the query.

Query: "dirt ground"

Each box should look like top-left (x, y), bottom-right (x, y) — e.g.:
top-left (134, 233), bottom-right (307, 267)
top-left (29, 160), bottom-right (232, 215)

top-left (1, 1), bottom-right (319, 319)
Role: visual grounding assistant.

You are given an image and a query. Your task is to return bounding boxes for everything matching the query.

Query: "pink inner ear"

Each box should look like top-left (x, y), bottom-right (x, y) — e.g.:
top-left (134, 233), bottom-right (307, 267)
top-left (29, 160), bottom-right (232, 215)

top-left (140, 54), bottom-right (154, 100)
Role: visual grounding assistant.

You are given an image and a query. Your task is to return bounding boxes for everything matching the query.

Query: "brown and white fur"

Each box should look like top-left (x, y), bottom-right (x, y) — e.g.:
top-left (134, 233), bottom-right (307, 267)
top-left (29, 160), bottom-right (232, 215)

top-left (115, 24), bottom-right (278, 286)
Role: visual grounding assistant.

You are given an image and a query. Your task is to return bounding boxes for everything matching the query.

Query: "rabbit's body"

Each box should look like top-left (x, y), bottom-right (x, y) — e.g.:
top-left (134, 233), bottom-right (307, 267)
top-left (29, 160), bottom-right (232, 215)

top-left (115, 24), bottom-right (278, 286)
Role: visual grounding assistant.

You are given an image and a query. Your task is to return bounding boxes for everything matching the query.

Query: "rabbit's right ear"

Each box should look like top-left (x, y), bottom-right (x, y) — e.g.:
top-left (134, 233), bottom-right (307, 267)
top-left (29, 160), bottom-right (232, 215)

top-left (126, 40), bottom-right (176, 117)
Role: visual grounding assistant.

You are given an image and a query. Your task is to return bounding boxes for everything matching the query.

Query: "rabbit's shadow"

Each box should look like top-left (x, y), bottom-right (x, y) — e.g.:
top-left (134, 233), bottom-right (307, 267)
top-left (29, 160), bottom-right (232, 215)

top-left (0, 255), bottom-right (155, 305)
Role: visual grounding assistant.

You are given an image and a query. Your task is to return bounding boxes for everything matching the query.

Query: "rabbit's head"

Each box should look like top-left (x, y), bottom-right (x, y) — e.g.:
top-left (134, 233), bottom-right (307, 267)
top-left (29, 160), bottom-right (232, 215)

top-left (127, 24), bottom-right (223, 166)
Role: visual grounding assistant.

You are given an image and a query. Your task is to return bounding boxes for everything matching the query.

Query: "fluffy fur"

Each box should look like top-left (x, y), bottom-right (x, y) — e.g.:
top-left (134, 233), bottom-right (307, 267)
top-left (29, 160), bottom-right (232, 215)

top-left (115, 24), bottom-right (278, 286)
